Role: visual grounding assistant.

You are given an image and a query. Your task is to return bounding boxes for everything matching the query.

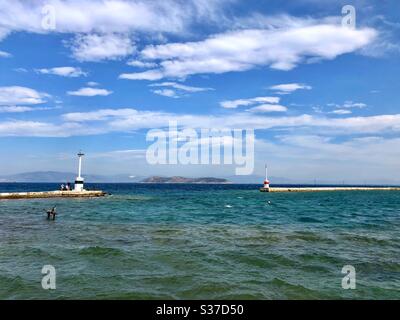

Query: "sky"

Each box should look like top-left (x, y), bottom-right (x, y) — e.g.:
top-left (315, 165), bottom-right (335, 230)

top-left (0, 0), bottom-right (400, 183)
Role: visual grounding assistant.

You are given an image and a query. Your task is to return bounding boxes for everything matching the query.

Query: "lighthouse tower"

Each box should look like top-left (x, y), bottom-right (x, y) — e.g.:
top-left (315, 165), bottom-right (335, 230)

top-left (74, 151), bottom-right (85, 192)
top-left (263, 164), bottom-right (270, 190)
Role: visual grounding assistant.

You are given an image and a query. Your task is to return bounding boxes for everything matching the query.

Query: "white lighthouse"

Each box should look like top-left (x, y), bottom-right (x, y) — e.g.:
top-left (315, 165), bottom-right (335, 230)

top-left (74, 151), bottom-right (85, 192)
top-left (260, 164), bottom-right (271, 192)
top-left (264, 165), bottom-right (270, 189)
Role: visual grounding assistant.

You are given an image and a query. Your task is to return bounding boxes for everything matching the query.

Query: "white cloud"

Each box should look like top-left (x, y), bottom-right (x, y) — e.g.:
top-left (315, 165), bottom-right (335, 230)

top-left (0, 0), bottom-right (234, 62)
top-left (328, 101), bottom-right (367, 114)
top-left (14, 68), bottom-right (28, 73)
top-left (149, 81), bottom-right (214, 98)
top-left (149, 82), bottom-right (214, 93)
top-left (343, 101), bottom-right (367, 109)
top-left (86, 81), bottom-right (99, 87)
top-left (69, 33), bottom-right (135, 62)
top-left (67, 87), bottom-right (113, 97)
top-left (0, 27), bottom-right (9, 41)
top-left (36, 66), bottom-right (87, 77)
top-left (0, 86), bottom-right (48, 105)
top-left (88, 149), bottom-right (146, 160)
top-left (0, 120), bottom-right (95, 137)
top-left (1, 106), bottom-right (400, 138)
top-left (152, 89), bottom-right (179, 98)
top-left (0, 106), bottom-right (35, 113)
top-left (0, 0), bottom-right (227, 35)
top-left (358, 17), bottom-right (400, 58)
top-left (62, 108), bottom-right (139, 122)
top-left (0, 121), bottom-right (57, 137)
top-left (0, 105), bottom-right (58, 113)
top-left (269, 83), bottom-right (312, 94)
top-left (246, 104), bottom-right (288, 113)
top-left (119, 69), bottom-right (164, 81)
top-left (60, 108), bottom-right (400, 136)
top-left (121, 22), bottom-right (376, 79)
top-left (220, 96), bottom-right (280, 109)
top-left (331, 109), bottom-right (352, 115)
top-left (0, 50), bottom-right (11, 58)
top-left (127, 60), bottom-right (158, 68)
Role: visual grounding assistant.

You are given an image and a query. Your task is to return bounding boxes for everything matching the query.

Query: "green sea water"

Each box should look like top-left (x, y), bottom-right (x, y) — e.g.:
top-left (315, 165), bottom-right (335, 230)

top-left (0, 183), bottom-right (399, 299)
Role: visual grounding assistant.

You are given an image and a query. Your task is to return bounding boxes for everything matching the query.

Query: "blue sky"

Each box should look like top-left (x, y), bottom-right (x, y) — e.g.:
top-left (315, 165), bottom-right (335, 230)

top-left (0, 0), bottom-right (400, 183)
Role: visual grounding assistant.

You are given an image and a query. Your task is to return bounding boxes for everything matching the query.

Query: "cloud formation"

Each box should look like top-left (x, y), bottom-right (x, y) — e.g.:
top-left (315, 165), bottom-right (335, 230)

top-left (269, 83), bottom-right (312, 94)
top-left (67, 87), bottom-right (113, 97)
top-left (246, 104), bottom-right (288, 113)
top-left (331, 109), bottom-right (352, 115)
top-left (0, 86), bottom-right (48, 105)
top-left (149, 81), bottom-right (214, 98)
top-left (150, 82), bottom-right (214, 93)
top-left (327, 101), bottom-right (368, 114)
top-left (0, 0), bottom-right (226, 35)
top-left (36, 66), bottom-right (87, 77)
top-left (0, 0), bottom-right (233, 62)
top-left (0, 105), bottom-right (58, 113)
top-left (68, 33), bottom-right (135, 61)
top-left (342, 101), bottom-right (367, 109)
top-left (220, 96), bottom-right (280, 109)
top-left (121, 22), bottom-right (376, 80)
top-left (58, 108), bottom-right (400, 136)
top-left (0, 50), bottom-right (11, 57)
top-left (127, 60), bottom-right (158, 68)
top-left (152, 89), bottom-right (179, 98)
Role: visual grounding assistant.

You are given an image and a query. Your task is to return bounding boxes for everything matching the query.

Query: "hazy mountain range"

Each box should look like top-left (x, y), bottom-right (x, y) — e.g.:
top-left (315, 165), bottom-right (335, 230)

top-left (0, 171), bottom-right (398, 185)
top-left (0, 171), bottom-right (265, 184)
top-left (0, 171), bottom-right (143, 183)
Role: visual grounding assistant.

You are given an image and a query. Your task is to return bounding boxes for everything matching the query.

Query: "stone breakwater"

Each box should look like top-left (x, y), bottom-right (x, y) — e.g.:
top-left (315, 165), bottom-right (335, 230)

top-left (260, 187), bottom-right (400, 192)
top-left (0, 190), bottom-right (106, 200)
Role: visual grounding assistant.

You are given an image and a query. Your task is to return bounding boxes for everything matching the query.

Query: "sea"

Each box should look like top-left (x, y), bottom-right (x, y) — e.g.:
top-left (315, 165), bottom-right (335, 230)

top-left (0, 183), bottom-right (399, 299)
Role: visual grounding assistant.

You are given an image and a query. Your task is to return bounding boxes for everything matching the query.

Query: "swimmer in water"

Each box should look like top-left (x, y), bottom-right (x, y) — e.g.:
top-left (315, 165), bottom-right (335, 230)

top-left (46, 207), bottom-right (57, 220)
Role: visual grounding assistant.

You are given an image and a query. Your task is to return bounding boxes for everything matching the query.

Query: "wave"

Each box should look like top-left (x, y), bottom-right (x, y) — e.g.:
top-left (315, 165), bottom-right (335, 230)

top-left (0, 275), bottom-right (38, 299)
top-left (286, 231), bottom-right (335, 244)
top-left (110, 195), bottom-right (153, 201)
top-left (340, 234), bottom-right (395, 247)
top-left (78, 246), bottom-right (124, 257)
top-left (268, 278), bottom-right (328, 299)
top-left (20, 247), bottom-right (60, 260)
top-left (297, 217), bottom-right (322, 223)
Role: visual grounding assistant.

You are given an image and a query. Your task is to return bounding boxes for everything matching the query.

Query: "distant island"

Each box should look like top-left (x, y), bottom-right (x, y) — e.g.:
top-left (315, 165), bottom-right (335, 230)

top-left (140, 176), bottom-right (231, 184)
top-left (0, 172), bottom-right (230, 184)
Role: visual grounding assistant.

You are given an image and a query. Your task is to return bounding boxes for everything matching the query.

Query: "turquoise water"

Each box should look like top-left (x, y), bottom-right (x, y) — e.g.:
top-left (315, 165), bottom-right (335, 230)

top-left (0, 183), bottom-right (399, 299)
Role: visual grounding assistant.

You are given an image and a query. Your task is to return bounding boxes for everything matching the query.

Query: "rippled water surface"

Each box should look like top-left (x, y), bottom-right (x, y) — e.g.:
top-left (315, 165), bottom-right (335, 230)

top-left (0, 183), bottom-right (399, 299)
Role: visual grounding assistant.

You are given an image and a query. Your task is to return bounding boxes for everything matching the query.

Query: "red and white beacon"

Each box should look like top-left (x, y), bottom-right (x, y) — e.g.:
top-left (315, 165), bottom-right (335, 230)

top-left (260, 165), bottom-right (271, 192)
top-left (264, 165), bottom-right (270, 189)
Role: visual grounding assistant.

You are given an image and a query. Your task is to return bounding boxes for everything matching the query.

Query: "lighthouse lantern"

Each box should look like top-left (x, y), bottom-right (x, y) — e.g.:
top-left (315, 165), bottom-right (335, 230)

top-left (74, 151), bottom-right (85, 192)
